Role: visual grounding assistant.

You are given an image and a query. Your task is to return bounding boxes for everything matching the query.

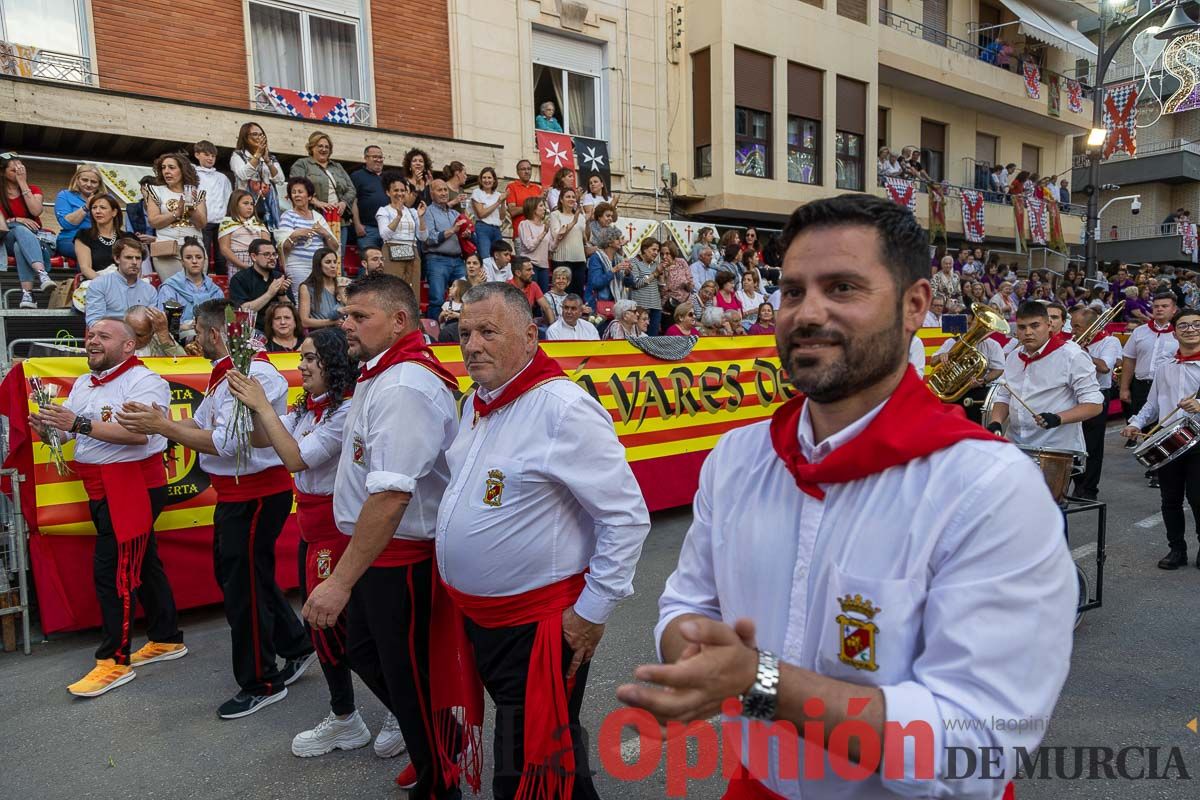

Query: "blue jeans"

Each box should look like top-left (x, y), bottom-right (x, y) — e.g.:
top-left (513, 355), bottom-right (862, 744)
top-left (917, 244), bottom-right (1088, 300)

top-left (357, 225), bottom-right (382, 250)
top-left (424, 253), bottom-right (465, 318)
top-left (3, 224), bottom-right (47, 285)
top-left (56, 232), bottom-right (78, 260)
top-left (646, 308), bottom-right (663, 336)
top-left (474, 222), bottom-right (503, 261)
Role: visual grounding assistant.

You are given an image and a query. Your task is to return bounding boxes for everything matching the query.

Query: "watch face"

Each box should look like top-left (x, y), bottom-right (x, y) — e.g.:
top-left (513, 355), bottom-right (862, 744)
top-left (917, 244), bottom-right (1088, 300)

top-left (743, 693), bottom-right (774, 720)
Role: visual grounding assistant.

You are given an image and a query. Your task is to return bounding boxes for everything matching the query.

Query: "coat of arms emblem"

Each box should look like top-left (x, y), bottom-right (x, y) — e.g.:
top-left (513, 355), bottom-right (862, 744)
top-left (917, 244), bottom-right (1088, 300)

top-left (316, 548), bottom-right (333, 580)
top-left (352, 435), bottom-right (365, 466)
top-left (836, 593), bottom-right (880, 672)
top-left (483, 469), bottom-right (505, 507)
top-left (100, 405), bottom-right (113, 422)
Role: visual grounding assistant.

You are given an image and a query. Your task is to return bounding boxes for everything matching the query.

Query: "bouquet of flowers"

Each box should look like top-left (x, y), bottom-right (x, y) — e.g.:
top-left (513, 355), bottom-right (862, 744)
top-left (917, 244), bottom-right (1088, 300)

top-left (222, 306), bottom-right (263, 479)
top-left (29, 377), bottom-right (70, 476)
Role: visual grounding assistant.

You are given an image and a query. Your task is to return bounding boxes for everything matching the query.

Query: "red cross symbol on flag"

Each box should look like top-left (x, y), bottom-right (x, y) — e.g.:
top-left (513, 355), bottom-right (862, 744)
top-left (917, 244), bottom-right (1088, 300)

top-left (1103, 83), bottom-right (1139, 159)
top-left (535, 131), bottom-right (576, 189)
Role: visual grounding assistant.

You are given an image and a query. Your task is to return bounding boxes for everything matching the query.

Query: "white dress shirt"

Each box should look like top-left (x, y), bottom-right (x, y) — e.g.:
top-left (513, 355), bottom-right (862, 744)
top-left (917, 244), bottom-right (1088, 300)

top-left (436, 375), bottom-right (651, 624)
top-left (282, 397), bottom-right (350, 496)
top-left (1123, 323), bottom-right (1179, 380)
top-left (1130, 358), bottom-right (1200, 429)
top-left (63, 361), bottom-right (169, 463)
top-left (333, 359), bottom-right (456, 541)
top-left (483, 257), bottom-right (513, 282)
top-left (907, 336), bottom-right (926, 375)
top-left (1086, 336), bottom-right (1123, 391)
top-left (194, 358), bottom-right (287, 477)
top-left (922, 311), bottom-right (940, 328)
top-left (545, 318), bottom-right (600, 341)
top-left (997, 340), bottom-right (1103, 453)
top-left (656, 405), bottom-right (1076, 799)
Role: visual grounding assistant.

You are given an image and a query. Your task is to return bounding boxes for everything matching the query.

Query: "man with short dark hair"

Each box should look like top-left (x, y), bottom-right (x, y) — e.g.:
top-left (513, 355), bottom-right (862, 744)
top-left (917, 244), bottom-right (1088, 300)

top-left (86, 239), bottom-right (159, 327)
top-left (508, 256), bottom-right (555, 323)
top-left (545, 294), bottom-right (598, 340)
top-left (505, 159), bottom-right (542, 232)
top-left (352, 146), bottom-right (388, 251)
top-left (194, 140), bottom-right (232, 274)
top-left (483, 239), bottom-right (514, 282)
top-left (358, 245), bottom-right (385, 275)
top-left (1121, 292), bottom-right (1180, 420)
top-left (620, 194), bottom-right (1076, 800)
top-left (119, 299), bottom-right (314, 718)
top-left (1045, 300), bottom-right (1073, 340)
top-left (229, 239), bottom-right (292, 329)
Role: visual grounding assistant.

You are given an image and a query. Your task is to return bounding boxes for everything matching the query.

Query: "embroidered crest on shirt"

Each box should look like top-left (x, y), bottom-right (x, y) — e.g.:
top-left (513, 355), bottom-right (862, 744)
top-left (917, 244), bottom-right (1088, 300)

top-left (316, 548), bottom-right (333, 580)
top-left (836, 594), bottom-right (880, 672)
top-left (352, 435), bottom-right (365, 466)
top-left (483, 469), bottom-right (505, 507)
top-left (100, 405), bottom-right (113, 423)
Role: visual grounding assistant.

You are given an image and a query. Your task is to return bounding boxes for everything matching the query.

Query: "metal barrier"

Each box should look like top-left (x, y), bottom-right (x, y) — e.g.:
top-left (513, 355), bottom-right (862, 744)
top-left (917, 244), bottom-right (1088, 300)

top-left (0, 309), bottom-right (80, 363)
top-left (0, 463), bottom-right (31, 654)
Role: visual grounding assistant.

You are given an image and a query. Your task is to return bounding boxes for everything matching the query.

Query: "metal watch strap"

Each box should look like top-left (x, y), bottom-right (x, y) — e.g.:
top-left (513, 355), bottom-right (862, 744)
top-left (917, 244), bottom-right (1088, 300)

top-left (739, 649), bottom-right (780, 721)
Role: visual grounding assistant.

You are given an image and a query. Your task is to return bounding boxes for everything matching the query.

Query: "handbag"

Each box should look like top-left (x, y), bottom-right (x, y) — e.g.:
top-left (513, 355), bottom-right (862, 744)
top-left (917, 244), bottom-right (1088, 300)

top-left (150, 239), bottom-right (180, 259)
top-left (388, 241), bottom-right (416, 261)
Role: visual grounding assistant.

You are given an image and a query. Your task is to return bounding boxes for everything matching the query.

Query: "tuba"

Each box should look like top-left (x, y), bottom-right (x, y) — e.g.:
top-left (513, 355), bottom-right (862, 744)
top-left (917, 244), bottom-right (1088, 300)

top-left (928, 303), bottom-right (1011, 402)
top-left (1072, 300), bottom-right (1124, 349)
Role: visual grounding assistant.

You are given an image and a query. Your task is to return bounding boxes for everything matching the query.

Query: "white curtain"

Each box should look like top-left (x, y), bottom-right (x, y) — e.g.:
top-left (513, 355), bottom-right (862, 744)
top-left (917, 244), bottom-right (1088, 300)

top-left (310, 16), bottom-right (359, 99)
top-left (4, 0), bottom-right (81, 54)
top-left (567, 72), bottom-right (596, 138)
top-left (249, 4), bottom-right (303, 90)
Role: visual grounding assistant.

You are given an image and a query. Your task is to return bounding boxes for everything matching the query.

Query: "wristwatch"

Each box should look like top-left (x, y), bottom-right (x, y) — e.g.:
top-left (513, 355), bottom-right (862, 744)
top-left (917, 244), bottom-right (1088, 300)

top-left (72, 415), bottom-right (93, 437)
top-left (739, 649), bottom-right (780, 721)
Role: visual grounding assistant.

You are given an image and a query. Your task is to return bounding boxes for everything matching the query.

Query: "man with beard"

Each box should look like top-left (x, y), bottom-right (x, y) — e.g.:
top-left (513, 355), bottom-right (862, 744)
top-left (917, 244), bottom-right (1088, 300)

top-left (618, 194), bottom-right (1076, 799)
top-left (119, 299), bottom-right (314, 718)
top-left (32, 319), bottom-right (184, 696)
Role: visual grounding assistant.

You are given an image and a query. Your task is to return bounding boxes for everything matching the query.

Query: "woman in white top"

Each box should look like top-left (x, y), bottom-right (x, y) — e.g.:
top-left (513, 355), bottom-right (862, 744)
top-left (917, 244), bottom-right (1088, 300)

top-left (375, 171), bottom-right (426, 300)
top-left (144, 152), bottom-right (206, 280)
top-left (989, 281), bottom-right (1018, 322)
top-left (545, 167), bottom-right (575, 214)
top-left (545, 266), bottom-right (572, 321)
top-left (229, 122), bottom-right (287, 229)
top-left (549, 188), bottom-right (587, 296)
top-left (470, 166), bottom-right (505, 263)
top-left (579, 174), bottom-right (616, 214)
top-left (278, 176), bottom-right (339, 289)
top-left (735, 271), bottom-right (766, 323)
top-left (218, 190), bottom-right (271, 275)
top-left (517, 196), bottom-right (552, 291)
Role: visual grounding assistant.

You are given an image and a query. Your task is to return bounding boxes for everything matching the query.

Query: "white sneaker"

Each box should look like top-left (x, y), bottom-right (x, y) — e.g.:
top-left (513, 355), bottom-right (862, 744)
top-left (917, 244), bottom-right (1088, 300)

top-left (38, 271), bottom-right (55, 291)
top-left (18, 291), bottom-right (35, 309)
top-left (291, 710), bottom-right (372, 757)
top-left (374, 711), bottom-right (407, 758)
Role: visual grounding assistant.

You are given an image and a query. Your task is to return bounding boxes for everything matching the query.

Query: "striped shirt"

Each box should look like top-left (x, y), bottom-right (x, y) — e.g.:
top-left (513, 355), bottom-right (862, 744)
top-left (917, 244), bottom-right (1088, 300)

top-left (623, 257), bottom-right (662, 310)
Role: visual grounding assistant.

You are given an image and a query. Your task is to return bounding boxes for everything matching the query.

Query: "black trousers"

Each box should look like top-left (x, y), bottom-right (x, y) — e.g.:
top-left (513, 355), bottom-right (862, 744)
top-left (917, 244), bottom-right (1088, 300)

top-left (212, 490), bottom-right (310, 695)
top-left (346, 560), bottom-right (458, 800)
top-left (959, 384), bottom-right (990, 426)
top-left (297, 539), bottom-right (355, 716)
top-left (1075, 388), bottom-right (1113, 497)
top-left (91, 486), bottom-right (181, 664)
top-left (465, 618), bottom-right (600, 800)
top-left (1157, 448), bottom-right (1200, 551)
top-left (1126, 377), bottom-right (1152, 420)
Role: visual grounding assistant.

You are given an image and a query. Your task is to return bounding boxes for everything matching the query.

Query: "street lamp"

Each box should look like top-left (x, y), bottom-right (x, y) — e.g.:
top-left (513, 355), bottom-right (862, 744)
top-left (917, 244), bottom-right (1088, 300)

top-left (1084, 0), bottom-right (1200, 280)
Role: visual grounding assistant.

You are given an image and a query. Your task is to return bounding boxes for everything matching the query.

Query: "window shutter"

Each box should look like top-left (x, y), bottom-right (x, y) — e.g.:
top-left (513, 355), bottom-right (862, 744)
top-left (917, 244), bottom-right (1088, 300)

top-left (693, 49), bottom-right (712, 148)
top-left (735, 47), bottom-right (773, 113)
top-left (836, 76), bottom-right (866, 134)
top-left (837, 0), bottom-right (868, 24)
top-left (532, 28), bottom-right (604, 75)
top-left (787, 62), bottom-right (822, 120)
top-left (920, 120), bottom-right (946, 152)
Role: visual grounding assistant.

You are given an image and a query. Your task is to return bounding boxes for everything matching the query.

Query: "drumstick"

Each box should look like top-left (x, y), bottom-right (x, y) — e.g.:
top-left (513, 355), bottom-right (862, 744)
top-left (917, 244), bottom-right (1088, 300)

top-left (997, 380), bottom-right (1041, 418)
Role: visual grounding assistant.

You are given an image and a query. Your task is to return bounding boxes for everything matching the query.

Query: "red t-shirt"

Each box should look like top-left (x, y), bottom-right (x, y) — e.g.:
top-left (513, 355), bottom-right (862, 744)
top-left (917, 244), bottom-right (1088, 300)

top-left (509, 278), bottom-right (544, 312)
top-left (3, 184), bottom-right (42, 226)
top-left (506, 181), bottom-right (543, 231)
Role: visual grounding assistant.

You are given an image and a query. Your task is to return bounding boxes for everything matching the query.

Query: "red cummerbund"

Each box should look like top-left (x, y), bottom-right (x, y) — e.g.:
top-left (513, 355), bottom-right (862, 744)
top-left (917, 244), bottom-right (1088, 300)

top-left (74, 454), bottom-right (167, 501)
top-left (294, 490), bottom-right (340, 543)
top-left (373, 537), bottom-right (434, 568)
top-left (209, 465), bottom-right (293, 503)
top-left (442, 573), bottom-right (585, 629)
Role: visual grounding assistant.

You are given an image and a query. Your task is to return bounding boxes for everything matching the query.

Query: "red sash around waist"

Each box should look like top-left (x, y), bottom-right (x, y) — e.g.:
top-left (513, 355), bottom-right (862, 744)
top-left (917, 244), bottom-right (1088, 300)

top-left (74, 454), bottom-right (167, 544)
top-left (721, 770), bottom-right (788, 800)
top-left (372, 537), bottom-right (435, 568)
top-left (444, 573), bottom-right (586, 800)
top-left (210, 465), bottom-right (293, 502)
top-left (293, 490), bottom-right (340, 544)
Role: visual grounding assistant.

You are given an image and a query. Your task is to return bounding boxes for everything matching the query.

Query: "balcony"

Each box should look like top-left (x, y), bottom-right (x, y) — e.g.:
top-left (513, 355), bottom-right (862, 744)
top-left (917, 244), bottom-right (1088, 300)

top-left (0, 47), bottom-right (94, 87)
top-left (251, 86), bottom-right (372, 127)
top-left (878, 8), bottom-right (1091, 135)
top-left (1071, 139), bottom-right (1200, 187)
top-left (1095, 222), bottom-right (1194, 263)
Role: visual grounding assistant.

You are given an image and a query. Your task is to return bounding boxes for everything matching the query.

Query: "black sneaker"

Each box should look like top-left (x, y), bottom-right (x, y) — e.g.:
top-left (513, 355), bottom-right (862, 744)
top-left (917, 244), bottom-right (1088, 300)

top-left (282, 652), bottom-right (317, 686)
top-left (1158, 550), bottom-right (1188, 570)
top-left (217, 687), bottom-right (288, 719)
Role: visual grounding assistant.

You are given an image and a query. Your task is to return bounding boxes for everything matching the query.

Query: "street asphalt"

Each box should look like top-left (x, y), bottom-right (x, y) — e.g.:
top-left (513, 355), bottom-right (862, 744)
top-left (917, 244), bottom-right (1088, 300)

top-left (2, 423), bottom-right (1199, 799)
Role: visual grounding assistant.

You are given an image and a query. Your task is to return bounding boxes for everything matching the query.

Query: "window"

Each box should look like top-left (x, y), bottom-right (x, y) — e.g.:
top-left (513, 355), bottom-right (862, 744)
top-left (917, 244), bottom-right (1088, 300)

top-left (1022, 143), bottom-right (1041, 173)
top-left (837, 0), bottom-right (868, 23)
top-left (693, 49), bottom-right (712, 178)
top-left (788, 62), bottom-right (823, 185)
top-left (923, 0), bottom-right (947, 46)
top-left (0, 0), bottom-right (85, 55)
top-left (975, 132), bottom-right (998, 190)
top-left (249, 1), bottom-right (362, 99)
top-left (878, 108), bottom-right (889, 154)
top-left (835, 76), bottom-right (866, 190)
top-left (920, 119), bottom-right (946, 182)
top-left (735, 47), bottom-right (774, 179)
top-left (532, 29), bottom-right (605, 139)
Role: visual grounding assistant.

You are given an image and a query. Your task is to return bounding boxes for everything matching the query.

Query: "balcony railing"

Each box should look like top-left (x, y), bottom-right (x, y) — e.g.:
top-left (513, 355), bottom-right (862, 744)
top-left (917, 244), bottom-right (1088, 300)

top-left (252, 86), bottom-right (372, 126)
top-left (1107, 222), bottom-right (1185, 242)
top-left (878, 8), bottom-right (1088, 96)
top-left (0, 47), bottom-right (94, 86)
top-left (1071, 138), bottom-right (1200, 168)
top-left (877, 173), bottom-right (1088, 219)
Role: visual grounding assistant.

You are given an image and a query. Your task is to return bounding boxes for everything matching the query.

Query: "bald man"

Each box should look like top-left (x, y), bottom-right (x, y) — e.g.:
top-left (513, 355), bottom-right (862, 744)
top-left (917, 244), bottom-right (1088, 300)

top-left (31, 319), bottom-right (184, 697)
top-left (124, 305), bottom-right (186, 357)
top-left (422, 178), bottom-right (468, 320)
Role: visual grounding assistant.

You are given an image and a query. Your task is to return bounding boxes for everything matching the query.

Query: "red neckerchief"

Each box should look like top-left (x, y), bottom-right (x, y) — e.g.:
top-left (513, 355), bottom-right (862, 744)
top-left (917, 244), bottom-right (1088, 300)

top-left (357, 329), bottom-right (458, 392)
top-left (206, 352), bottom-right (269, 395)
top-left (90, 356), bottom-right (144, 387)
top-left (1150, 321), bottom-right (1175, 335)
top-left (1176, 350), bottom-right (1200, 363)
top-left (471, 348), bottom-right (566, 423)
top-left (768, 369), bottom-right (997, 501)
top-left (1018, 334), bottom-right (1068, 368)
top-left (988, 331), bottom-right (1011, 346)
top-left (306, 393), bottom-right (332, 422)
top-left (1089, 330), bottom-right (1110, 344)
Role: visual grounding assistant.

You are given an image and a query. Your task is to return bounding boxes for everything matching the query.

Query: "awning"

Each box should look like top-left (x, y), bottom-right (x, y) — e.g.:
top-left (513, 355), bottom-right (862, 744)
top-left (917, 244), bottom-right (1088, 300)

top-left (998, 0), bottom-right (1099, 63)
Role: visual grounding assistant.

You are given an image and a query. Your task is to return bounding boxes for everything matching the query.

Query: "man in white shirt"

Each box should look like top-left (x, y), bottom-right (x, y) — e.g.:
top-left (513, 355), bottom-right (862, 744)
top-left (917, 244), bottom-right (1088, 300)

top-left (31, 319), bottom-right (184, 697)
top-left (483, 239), bottom-right (514, 282)
top-left (1045, 301), bottom-right (1074, 339)
top-left (437, 282), bottom-right (651, 800)
top-left (921, 296), bottom-right (944, 328)
top-left (545, 294), bottom-right (599, 341)
top-left (119, 299), bottom-right (314, 719)
top-left (930, 306), bottom-right (1006, 424)
top-left (194, 140), bottom-right (232, 274)
top-left (690, 245), bottom-right (717, 288)
top-left (304, 273), bottom-right (464, 797)
top-left (906, 335), bottom-right (925, 376)
top-left (988, 301), bottom-right (1104, 454)
top-left (1070, 306), bottom-right (1123, 500)
top-left (1120, 291), bottom-right (1180, 425)
top-left (1124, 308), bottom-right (1200, 569)
top-left (618, 195), bottom-right (1075, 800)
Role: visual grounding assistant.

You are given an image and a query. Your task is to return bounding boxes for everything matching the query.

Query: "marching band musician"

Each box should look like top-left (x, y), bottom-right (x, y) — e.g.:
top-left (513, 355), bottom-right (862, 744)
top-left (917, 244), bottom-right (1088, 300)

top-left (32, 319), bottom-right (185, 697)
top-left (1121, 292), bottom-right (1180, 428)
top-left (1045, 301), bottom-right (1075, 344)
top-left (120, 299), bottom-right (315, 720)
top-left (988, 301), bottom-right (1103, 454)
top-left (1122, 308), bottom-right (1200, 570)
top-left (1070, 305), bottom-right (1122, 501)
top-left (929, 304), bottom-right (1005, 424)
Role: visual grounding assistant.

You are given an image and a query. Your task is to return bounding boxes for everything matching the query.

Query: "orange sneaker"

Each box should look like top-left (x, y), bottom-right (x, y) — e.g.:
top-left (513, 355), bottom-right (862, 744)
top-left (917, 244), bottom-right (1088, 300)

top-left (130, 642), bottom-right (189, 666)
top-left (67, 659), bottom-right (136, 697)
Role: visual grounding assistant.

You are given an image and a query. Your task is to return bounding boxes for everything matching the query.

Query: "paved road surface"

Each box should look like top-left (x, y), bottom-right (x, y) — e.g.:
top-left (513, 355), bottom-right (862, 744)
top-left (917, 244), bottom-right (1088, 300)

top-left (2, 426), bottom-right (1199, 798)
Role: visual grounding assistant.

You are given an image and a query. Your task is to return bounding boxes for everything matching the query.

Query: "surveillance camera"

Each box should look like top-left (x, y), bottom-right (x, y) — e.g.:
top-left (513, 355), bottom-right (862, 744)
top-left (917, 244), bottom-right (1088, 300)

top-left (1131, 198), bottom-right (1142, 215)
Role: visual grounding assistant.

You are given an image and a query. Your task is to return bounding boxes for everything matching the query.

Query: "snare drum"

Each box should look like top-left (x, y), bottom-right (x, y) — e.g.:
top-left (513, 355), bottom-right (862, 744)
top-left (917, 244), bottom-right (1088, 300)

top-left (1134, 417), bottom-right (1200, 472)
top-left (1019, 446), bottom-right (1084, 503)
